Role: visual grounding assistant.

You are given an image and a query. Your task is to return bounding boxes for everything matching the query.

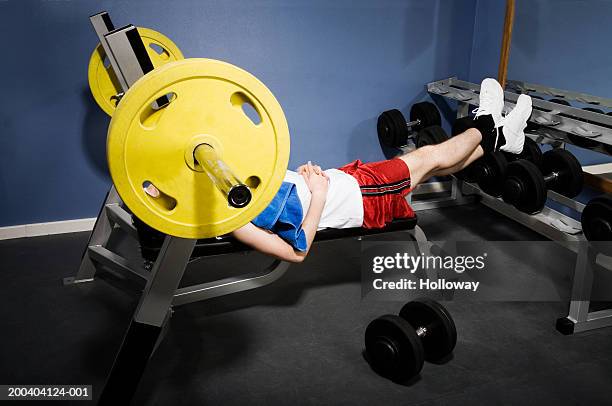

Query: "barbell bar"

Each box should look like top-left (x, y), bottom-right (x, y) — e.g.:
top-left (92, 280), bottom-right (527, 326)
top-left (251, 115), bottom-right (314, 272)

top-left (193, 144), bottom-right (252, 208)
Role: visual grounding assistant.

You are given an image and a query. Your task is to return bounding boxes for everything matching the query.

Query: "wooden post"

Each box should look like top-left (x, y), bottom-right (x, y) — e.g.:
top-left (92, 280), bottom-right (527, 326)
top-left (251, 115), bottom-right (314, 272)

top-left (498, 0), bottom-right (515, 88)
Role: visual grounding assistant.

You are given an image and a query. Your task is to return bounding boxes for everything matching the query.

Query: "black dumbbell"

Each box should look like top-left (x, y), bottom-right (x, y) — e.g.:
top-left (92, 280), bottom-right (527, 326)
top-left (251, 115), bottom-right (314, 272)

top-left (451, 116), bottom-right (509, 187)
top-left (364, 299), bottom-right (456, 383)
top-left (452, 116), bottom-right (474, 137)
top-left (581, 195), bottom-right (612, 256)
top-left (470, 138), bottom-right (544, 192)
top-left (504, 137), bottom-right (543, 169)
top-left (414, 125), bottom-right (449, 148)
top-left (378, 102), bottom-right (441, 147)
top-left (502, 149), bottom-right (583, 214)
top-left (470, 152), bottom-right (509, 196)
top-left (451, 116), bottom-right (542, 186)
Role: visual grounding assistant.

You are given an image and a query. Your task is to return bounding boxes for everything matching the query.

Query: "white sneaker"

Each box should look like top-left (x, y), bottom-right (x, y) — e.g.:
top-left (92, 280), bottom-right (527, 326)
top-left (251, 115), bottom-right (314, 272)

top-left (473, 78), bottom-right (505, 127)
top-left (500, 94), bottom-right (532, 154)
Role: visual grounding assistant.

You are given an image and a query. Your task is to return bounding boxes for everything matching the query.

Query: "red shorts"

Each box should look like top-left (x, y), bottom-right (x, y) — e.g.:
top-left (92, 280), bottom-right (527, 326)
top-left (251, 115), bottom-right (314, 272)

top-left (338, 158), bottom-right (415, 229)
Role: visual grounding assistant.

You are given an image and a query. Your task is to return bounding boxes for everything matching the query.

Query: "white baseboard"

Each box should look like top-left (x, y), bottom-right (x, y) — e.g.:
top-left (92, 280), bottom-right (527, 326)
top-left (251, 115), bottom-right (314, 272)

top-left (0, 218), bottom-right (96, 241)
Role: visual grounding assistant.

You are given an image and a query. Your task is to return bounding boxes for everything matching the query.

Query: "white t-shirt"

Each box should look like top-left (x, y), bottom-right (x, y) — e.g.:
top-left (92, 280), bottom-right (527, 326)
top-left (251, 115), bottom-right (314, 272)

top-left (283, 169), bottom-right (364, 230)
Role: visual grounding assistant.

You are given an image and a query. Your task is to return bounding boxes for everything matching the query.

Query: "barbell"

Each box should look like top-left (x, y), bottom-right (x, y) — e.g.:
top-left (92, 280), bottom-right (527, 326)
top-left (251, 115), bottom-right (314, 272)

top-left (107, 58), bottom-right (290, 239)
top-left (88, 27), bottom-right (184, 116)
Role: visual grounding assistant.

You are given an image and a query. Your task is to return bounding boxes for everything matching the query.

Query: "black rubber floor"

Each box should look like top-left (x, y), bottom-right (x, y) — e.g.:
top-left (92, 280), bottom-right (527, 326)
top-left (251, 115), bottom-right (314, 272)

top-left (1, 204), bottom-right (611, 405)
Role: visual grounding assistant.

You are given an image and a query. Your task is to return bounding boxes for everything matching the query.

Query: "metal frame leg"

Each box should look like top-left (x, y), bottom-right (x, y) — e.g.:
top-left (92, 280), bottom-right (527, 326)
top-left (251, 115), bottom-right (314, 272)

top-left (64, 187), bottom-right (123, 285)
top-left (173, 259), bottom-right (290, 306)
top-left (98, 236), bottom-right (196, 405)
top-left (406, 226), bottom-right (439, 281)
top-left (556, 244), bottom-right (612, 334)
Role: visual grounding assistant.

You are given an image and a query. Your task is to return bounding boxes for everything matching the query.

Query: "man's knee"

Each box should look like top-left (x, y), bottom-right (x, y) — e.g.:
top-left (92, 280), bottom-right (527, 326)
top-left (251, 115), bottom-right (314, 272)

top-left (400, 145), bottom-right (439, 185)
top-left (416, 144), bottom-right (443, 171)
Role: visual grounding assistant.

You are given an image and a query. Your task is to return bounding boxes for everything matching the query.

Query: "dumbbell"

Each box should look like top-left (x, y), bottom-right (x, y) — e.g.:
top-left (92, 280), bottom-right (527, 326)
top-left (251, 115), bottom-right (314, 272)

top-left (451, 116), bottom-right (543, 189)
top-left (451, 116), bottom-right (516, 187)
top-left (378, 102), bottom-right (442, 147)
top-left (452, 116), bottom-right (474, 137)
top-left (413, 125), bottom-right (449, 147)
top-left (502, 149), bottom-right (583, 214)
top-left (581, 195), bottom-right (612, 256)
top-left (470, 152), bottom-right (509, 196)
top-left (364, 299), bottom-right (457, 382)
top-left (464, 139), bottom-right (544, 193)
top-left (504, 137), bottom-right (543, 168)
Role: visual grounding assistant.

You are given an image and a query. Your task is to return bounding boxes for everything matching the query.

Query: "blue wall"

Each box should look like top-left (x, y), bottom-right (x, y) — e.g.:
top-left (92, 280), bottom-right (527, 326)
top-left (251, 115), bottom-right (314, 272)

top-left (468, 0), bottom-right (505, 82)
top-left (469, 0), bottom-right (612, 166)
top-left (0, 0), bottom-right (477, 227)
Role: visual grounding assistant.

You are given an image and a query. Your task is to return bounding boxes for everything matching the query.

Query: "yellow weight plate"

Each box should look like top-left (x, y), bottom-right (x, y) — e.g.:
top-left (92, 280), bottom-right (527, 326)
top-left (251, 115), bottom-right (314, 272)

top-left (88, 27), bottom-right (184, 116)
top-left (108, 58), bottom-right (290, 239)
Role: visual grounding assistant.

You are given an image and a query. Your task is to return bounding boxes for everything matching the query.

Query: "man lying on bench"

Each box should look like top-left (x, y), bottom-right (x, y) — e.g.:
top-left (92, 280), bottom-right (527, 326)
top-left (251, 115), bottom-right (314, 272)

top-left (143, 78), bottom-right (532, 263)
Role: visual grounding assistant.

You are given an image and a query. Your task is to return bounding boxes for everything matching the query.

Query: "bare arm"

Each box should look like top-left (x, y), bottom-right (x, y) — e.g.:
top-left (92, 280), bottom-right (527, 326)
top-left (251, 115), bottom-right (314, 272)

top-left (231, 223), bottom-right (306, 263)
top-left (232, 162), bottom-right (328, 263)
top-left (231, 193), bottom-right (326, 263)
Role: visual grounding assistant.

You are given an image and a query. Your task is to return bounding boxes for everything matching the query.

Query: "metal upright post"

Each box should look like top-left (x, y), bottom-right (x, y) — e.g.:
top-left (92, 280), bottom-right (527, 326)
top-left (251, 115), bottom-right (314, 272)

top-left (98, 236), bottom-right (197, 405)
top-left (68, 16), bottom-right (162, 285)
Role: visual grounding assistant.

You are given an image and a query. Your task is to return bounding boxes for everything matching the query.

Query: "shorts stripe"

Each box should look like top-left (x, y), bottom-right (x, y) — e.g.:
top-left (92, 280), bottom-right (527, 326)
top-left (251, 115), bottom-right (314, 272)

top-left (359, 177), bottom-right (411, 189)
top-left (361, 182), bottom-right (411, 196)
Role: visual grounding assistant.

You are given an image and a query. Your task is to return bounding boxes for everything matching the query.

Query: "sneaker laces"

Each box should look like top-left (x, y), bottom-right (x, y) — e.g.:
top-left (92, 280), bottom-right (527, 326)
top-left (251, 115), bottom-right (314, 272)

top-left (472, 97), bottom-right (497, 118)
top-left (472, 105), bottom-right (487, 117)
top-left (472, 106), bottom-right (505, 128)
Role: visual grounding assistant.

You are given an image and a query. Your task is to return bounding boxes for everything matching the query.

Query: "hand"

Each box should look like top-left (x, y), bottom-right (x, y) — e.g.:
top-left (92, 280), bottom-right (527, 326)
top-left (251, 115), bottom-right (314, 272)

top-left (300, 161), bottom-right (329, 197)
top-left (297, 161), bottom-right (323, 176)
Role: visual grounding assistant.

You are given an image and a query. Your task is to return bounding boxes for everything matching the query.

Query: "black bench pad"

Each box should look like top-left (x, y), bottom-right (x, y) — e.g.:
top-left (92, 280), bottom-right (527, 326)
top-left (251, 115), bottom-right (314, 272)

top-left (191, 216), bottom-right (418, 258)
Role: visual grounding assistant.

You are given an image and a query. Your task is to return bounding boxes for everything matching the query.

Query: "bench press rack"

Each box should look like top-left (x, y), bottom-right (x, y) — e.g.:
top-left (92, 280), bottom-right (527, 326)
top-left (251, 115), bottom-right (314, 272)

top-left (66, 11), bottom-right (430, 405)
top-left (421, 77), bottom-right (612, 335)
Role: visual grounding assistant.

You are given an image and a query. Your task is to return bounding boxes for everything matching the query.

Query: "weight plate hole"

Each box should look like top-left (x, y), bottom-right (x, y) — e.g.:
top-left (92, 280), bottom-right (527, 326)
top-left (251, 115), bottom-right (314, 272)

top-left (149, 43), bottom-right (170, 60)
top-left (142, 181), bottom-right (176, 211)
top-left (102, 55), bottom-right (111, 69)
top-left (230, 92), bottom-right (262, 125)
top-left (140, 92), bottom-right (177, 129)
top-left (245, 176), bottom-right (261, 189)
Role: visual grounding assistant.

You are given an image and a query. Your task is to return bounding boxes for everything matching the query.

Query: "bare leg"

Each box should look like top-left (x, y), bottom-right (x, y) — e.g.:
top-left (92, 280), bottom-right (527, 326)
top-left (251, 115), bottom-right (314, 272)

top-left (399, 128), bottom-right (484, 186)
top-left (429, 147), bottom-right (482, 177)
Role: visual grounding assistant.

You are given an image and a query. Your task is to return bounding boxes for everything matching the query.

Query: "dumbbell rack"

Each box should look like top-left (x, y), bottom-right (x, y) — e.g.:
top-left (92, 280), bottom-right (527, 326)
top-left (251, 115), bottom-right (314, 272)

top-left (414, 76), bottom-right (612, 334)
